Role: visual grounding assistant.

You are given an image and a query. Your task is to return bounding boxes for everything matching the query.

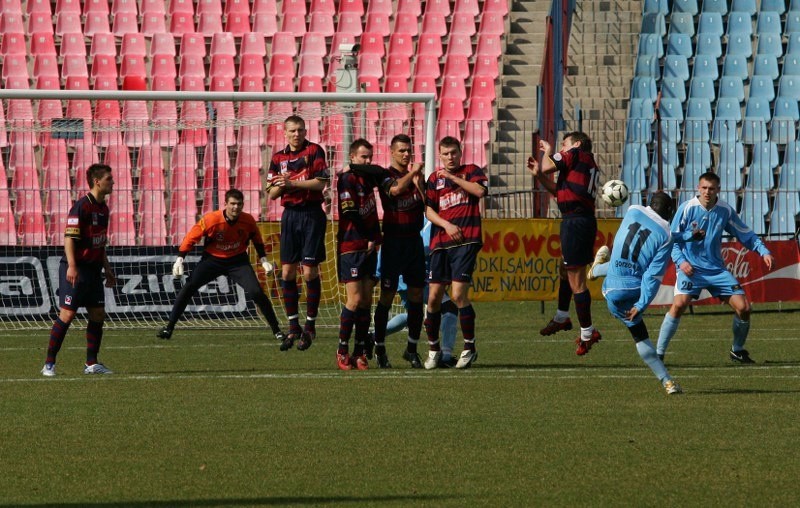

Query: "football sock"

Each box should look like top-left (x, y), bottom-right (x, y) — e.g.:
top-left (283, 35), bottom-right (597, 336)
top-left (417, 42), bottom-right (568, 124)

top-left (636, 339), bottom-right (671, 383)
top-left (656, 313), bottom-right (681, 356)
top-left (46, 317), bottom-right (71, 364)
top-left (425, 310), bottom-right (442, 351)
top-left (253, 292), bottom-right (281, 334)
top-left (459, 305), bottom-right (476, 351)
top-left (573, 290), bottom-right (592, 328)
top-left (355, 307), bottom-right (371, 346)
top-left (407, 301), bottom-right (424, 343)
top-left (86, 320), bottom-right (104, 365)
top-left (732, 315), bottom-right (750, 352)
top-left (441, 308), bottom-right (458, 360)
top-left (337, 307), bottom-right (356, 355)
top-left (304, 316), bottom-right (316, 336)
top-left (281, 279), bottom-right (301, 334)
top-left (305, 277), bottom-right (321, 328)
top-left (373, 302), bottom-right (390, 343)
top-left (557, 279), bottom-right (572, 314)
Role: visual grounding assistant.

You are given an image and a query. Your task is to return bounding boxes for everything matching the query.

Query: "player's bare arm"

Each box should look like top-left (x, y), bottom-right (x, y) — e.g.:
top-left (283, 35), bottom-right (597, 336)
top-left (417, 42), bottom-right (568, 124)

top-left (102, 252), bottom-right (116, 288)
top-left (64, 237), bottom-right (79, 287)
top-left (426, 206), bottom-right (463, 244)
top-left (439, 169), bottom-right (486, 198)
top-left (390, 163), bottom-right (423, 197)
top-left (538, 140), bottom-right (558, 174)
top-left (527, 156), bottom-right (556, 196)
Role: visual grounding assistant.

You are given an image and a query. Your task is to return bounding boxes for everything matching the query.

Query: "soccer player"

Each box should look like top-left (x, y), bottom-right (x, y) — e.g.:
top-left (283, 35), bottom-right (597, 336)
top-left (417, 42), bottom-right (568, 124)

top-left (335, 139), bottom-right (383, 370)
top-left (423, 136), bottom-right (488, 369)
top-left (529, 132), bottom-right (603, 356)
top-left (589, 192), bottom-right (705, 394)
top-left (157, 189), bottom-right (285, 341)
top-left (267, 115), bottom-right (330, 351)
top-left (42, 164), bottom-right (117, 377)
top-left (655, 172), bottom-right (774, 363)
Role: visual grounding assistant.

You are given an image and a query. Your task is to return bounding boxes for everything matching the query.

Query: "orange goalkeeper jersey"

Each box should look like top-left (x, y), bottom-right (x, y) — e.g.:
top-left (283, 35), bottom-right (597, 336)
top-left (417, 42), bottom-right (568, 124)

top-left (179, 210), bottom-right (264, 259)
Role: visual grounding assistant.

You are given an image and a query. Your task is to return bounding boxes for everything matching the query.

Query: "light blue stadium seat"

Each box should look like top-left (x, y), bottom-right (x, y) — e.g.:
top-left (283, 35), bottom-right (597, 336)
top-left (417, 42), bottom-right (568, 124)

top-left (684, 118), bottom-right (711, 142)
top-left (626, 118), bottom-right (654, 144)
top-left (727, 11), bottom-right (754, 36)
top-left (748, 75), bottom-right (776, 101)
top-left (681, 163), bottom-right (707, 200)
top-left (712, 118), bottom-right (740, 144)
top-left (667, 33), bottom-right (693, 57)
top-left (686, 97), bottom-right (713, 121)
top-left (718, 75), bottom-right (746, 102)
top-left (641, 12), bottom-right (667, 36)
top-left (649, 150), bottom-right (678, 190)
top-left (660, 76), bottom-right (687, 101)
top-left (695, 34), bottom-right (723, 58)
top-left (631, 76), bottom-right (658, 100)
top-left (629, 97), bottom-right (655, 119)
top-left (783, 54), bottom-right (800, 75)
top-left (685, 141), bottom-right (713, 170)
top-left (698, 12), bottom-right (724, 36)
top-left (726, 34), bottom-right (754, 58)
top-left (786, 12), bottom-right (800, 34)
top-left (664, 54), bottom-right (690, 81)
top-left (659, 98), bottom-right (684, 143)
top-left (780, 140), bottom-right (800, 188)
top-left (616, 190), bottom-right (644, 217)
top-left (672, 0), bottom-right (699, 14)
top-left (656, 140), bottom-right (680, 167)
top-left (638, 33), bottom-right (664, 58)
top-left (742, 97), bottom-right (771, 144)
top-left (718, 140), bottom-right (746, 190)
top-left (769, 191), bottom-right (799, 235)
top-left (770, 99), bottom-right (800, 144)
top-left (689, 77), bottom-right (716, 100)
top-left (669, 12), bottom-right (696, 37)
top-left (621, 142), bottom-right (649, 191)
top-left (717, 96), bottom-right (744, 121)
top-left (635, 54), bottom-right (660, 78)
top-left (719, 191), bottom-right (741, 210)
top-left (753, 53), bottom-right (780, 80)
top-left (787, 33), bottom-right (800, 54)
top-left (739, 191), bottom-right (770, 234)
top-left (757, 33), bottom-right (783, 58)
top-left (722, 54), bottom-right (750, 80)
top-left (732, 0), bottom-right (757, 15)
top-left (643, 0), bottom-right (669, 14)
top-left (761, 0), bottom-right (787, 15)
top-left (692, 54), bottom-right (720, 80)
top-left (702, 0), bottom-right (728, 14)
top-left (748, 141), bottom-right (779, 189)
top-left (778, 75), bottom-right (800, 99)
top-left (757, 11), bottom-right (782, 35)
top-left (792, 0), bottom-right (800, 12)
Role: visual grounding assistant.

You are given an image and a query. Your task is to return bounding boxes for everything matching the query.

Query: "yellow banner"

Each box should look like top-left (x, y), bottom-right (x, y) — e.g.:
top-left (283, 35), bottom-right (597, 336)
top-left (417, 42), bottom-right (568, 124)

top-left (472, 218), bottom-right (622, 302)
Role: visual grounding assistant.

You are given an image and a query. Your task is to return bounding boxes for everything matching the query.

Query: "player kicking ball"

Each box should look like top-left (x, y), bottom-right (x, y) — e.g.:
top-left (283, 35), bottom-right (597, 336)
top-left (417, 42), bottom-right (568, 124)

top-left (587, 192), bottom-right (705, 395)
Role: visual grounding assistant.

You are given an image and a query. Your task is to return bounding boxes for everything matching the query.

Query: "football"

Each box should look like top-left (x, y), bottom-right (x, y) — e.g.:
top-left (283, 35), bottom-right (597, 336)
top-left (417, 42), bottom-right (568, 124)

top-left (600, 179), bottom-right (629, 207)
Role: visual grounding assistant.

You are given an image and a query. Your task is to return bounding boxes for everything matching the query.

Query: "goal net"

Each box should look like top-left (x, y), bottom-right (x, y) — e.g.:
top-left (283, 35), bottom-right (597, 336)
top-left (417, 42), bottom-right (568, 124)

top-left (0, 90), bottom-right (436, 330)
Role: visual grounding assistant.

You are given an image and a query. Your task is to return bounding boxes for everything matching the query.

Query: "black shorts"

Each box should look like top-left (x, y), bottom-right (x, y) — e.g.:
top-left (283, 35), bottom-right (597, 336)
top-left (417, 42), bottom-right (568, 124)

top-left (428, 243), bottom-right (481, 284)
top-left (58, 259), bottom-right (105, 310)
top-left (338, 250), bottom-right (378, 283)
top-left (379, 235), bottom-right (426, 291)
top-left (560, 214), bottom-right (597, 268)
top-left (280, 204), bottom-right (327, 266)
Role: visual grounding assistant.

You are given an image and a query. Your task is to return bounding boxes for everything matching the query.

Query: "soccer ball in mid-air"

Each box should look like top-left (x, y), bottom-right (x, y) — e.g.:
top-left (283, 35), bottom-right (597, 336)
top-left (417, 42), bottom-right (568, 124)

top-left (600, 179), bottom-right (629, 207)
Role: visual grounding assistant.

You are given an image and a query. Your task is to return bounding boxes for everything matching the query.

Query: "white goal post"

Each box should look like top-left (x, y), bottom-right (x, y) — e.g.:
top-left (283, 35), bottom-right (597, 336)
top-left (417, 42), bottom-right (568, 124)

top-left (0, 90), bottom-right (437, 331)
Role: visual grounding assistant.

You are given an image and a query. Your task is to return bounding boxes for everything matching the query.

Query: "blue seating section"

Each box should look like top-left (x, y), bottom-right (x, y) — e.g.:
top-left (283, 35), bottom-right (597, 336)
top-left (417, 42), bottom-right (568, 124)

top-left (623, 0), bottom-right (800, 235)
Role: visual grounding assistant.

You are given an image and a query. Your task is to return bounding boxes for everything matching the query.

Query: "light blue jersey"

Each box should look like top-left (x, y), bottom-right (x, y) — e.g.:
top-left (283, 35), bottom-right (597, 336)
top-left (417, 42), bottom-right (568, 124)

top-left (602, 205), bottom-right (675, 315)
top-left (671, 196), bottom-right (770, 274)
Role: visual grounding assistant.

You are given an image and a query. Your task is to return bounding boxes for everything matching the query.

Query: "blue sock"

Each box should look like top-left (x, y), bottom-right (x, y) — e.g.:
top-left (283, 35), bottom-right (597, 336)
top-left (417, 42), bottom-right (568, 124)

top-left (636, 339), bottom-right (671, 384)
top-left (732, 316), bottom-right (750, 352)
top-left (592, 261), bottom-right (610, 278)
top-left (386, 313), bottom-right (408, 336)
top-left (440, 311), bottom-right (458, 360)
top-left (656, 313), bottom-right (681, 356)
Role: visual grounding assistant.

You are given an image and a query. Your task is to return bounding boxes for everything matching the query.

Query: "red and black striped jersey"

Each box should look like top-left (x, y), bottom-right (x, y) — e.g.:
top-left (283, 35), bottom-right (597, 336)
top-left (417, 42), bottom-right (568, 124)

top-left (179, 210), bottom-right (265, 259)
top-left (267, 140), bottom-right (330, 207)
top-left (64, 193), bottom-right (108, 265)
top-left (549, 147), bottom-right (599, 216)
top-left (378, 166), bottom-right (425, 238)
top-left (337, 171), bottom-right (382, 254)
top-left (425, 164), bottom-right (487, 251)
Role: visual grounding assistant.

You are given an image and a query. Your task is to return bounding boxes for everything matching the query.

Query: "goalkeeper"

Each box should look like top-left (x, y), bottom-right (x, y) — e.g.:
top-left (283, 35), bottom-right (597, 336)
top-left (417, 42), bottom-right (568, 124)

top-left (157, 189), bottom-right (285, 341)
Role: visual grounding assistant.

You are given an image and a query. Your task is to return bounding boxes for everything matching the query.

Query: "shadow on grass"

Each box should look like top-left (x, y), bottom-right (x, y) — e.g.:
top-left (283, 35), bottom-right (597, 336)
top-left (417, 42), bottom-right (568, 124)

top-left (692, 387), bottom-right (800, 395)
top-left (2, 494), bottom-right (452, 507)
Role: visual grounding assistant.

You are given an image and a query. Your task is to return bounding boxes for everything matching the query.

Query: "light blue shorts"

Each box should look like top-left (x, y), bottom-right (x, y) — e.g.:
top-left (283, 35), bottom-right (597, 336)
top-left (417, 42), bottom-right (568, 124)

top-left (675, 269), bottom-right (744, 298)
top-left (603, 287), bottom-right (643, 328)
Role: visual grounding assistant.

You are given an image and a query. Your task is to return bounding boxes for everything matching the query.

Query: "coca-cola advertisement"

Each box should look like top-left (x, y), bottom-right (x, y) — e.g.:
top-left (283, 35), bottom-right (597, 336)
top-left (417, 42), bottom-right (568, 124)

top-left (652, 240), bottom-right (800, 305)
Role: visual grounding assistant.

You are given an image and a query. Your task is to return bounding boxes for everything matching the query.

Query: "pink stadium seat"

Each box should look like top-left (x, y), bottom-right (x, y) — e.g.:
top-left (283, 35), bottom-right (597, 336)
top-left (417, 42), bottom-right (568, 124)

top-left (210, 54), bottom-right (236, 80)
top-left (470, 75), bottom-right (498, 101)
top-left (201, 142), bottom-right (231, 213)
top-left (239, 55), bottom-right (267, 79)
top-left (447, 33), bottom-right (474, 57)
top-left (112, 13), bottom-right (139, 35)
top-left (418, 33), bottom-right (444, 58)
top-left (37, 97), bottom-right (64, 123)
top-left (421, 12), bottom-right (448, 37)
top-left (33, 54), bottom-right (59, 82)
top-left (169, 0), bottom-right (194, 16)
top-left (71, 142), bottom-right (100, 173)
top-left (59, 33), bottom-right (86, 59)
top-left (393, 12), bottom-right (419, 36)
top-left (180, 33), bottom-right (207, 58)
top-left (282, 0), bottom-right (308, 15)
top-left (2, 54), bottom-right (29, 82)
top-left (384, 76), bottom-right (409, 94)
top-left (55, 0), bottom-right (81, 14)
top-left (141, 12), bottom-right (167, 35)
top-left (211, 32), bottom-right (237, 57)
top-left (9, 144), bottom-right (36, 173)
top-left (466, 97), bottom-right (494, 122)
top-left (414, 55), bottom-right (442, 79)
top-left (337, 12), bottom-right (364, 36)
top-left (451, 12), bottom-right (478, 37)
top-left (91, 54), bottom-right (119, 83)
top-left (17, 208), bottom-right (47, 246)
top-left (197, 0), bottom-right (222, 15)
top-left (358, 53), bottom-right (384, 79)
top-left (339, 0), bottom-right (365, 14)
top-left (425, 0), bottom-right (451, 16)
top-left (437, 98), bottom-right (466, 139)
top-left (483, 0), bottom-right (510, 15)
top-left (281, 13), bottom-right (307, 37)
top-left (54, 12), bottom-right (81, 37)
top-left (138, 145), bottom-right (165, 189)
top-left (239, 74), bottom-right (265, 92)
top-left (168, 203), bottom-right (198, 243)
top-left (358, 75), bottom-right (381, 92)
top-left (364, 13), bottom-right (391, 36)
top-left (455, 0), bottom-right (480, 16)
top-left (121, 33), bottom-right (147, 59)
top-left (443, 55), bottom-right (471, 80)
top-left (151, 33), bottom-right (177, 56)
top-left (104, 145), bottom-right (134, 191)
top-left (265, 197), bottom-right (285, 221)
top-left (298, 54), bottom-right (325, 78)
top-left (397, 0), bottom-right (421, 15)
top-left (137, 190), bottom-right (168, 245)
top-left (179, 99), bottom-right (209, 146)
top-left (225, 13), bottom-right (252, 36)
top-left (1, 32), bottom-right (26, 57)
top-left (112, 0), bottom-right (137, 15)
top-left (46, 209), bottom-right (70, 245)
top-left (170, 13), bottom-right (196, 35)
top-left (0, 102), bottom-right (7, 147)
top-left (226, 0), bottom-right (250, 16)
top-left (311, 0), bottom-right (336, 15)
top-left (151, 101), bottom-right (179, 147)
top-left (269, 54), bottom-right (296, 78)
top-left (42, 141), bottom-right (70, 190)
top-left (462, 121), bottom-right (488, 167)
top-left (253, 0), bottom-right (278, 15)
top-left (90, 33), bottom-right (117, 60)
top-left (252, 13), bottom-right (278, 36)
top-left (179, 55), bottom-right (206, 79)
top-left (151, 54), bottom-right (178, 79)
top-left (0, 11), bottom-right (24, 33)
top-left (234, 146), bottom-right (262, 218)
top-left (141, 0), bottom-right (166, 15)
top-left (26, 12), bottom-right (53, 34)
top-left (388, 33), bottom-right (414, 58)
top-left (271, 32), bottom-right (298, 56)
top-left (329, 33), bottom-right (357, 60)
top-left (476, 33), bottom-right (503, 58)
top-left (473, 54), bottom-right (500, 79)
top-left (305, 13), bottom-right (333, 38)
top-left (240, 33), bottom-right (267, 57)
top-left (441, 76), bottom-right (468, 101)
top-left (386, 54), bottom-right (412, 79)
top-left (301, 32), bottom-right (328, 57)
top-left (368, 0), bottom-right (393, 14)
top-left (84, 13), bottom-right (111, 36)
top-left (359, 32), bottom-right (386, 56)
top-left (108, 209), bottom-right (137, 246)
top-left (479, 11), bottom-right (506, 36)
top-left (26, 0), bottom-right (51, 16)
top-left (412, 75), bottom-right (438, 97)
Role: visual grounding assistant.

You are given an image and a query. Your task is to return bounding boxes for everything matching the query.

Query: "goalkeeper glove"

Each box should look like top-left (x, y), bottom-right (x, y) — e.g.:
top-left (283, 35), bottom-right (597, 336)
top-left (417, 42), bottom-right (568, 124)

top-left (172, 257), bottom-right (184, 277)
top-left (259, 257), bottom-right (274, 273)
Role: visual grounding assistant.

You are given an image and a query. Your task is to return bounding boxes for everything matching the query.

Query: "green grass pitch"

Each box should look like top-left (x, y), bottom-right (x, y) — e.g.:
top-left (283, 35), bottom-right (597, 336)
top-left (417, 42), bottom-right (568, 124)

top-left (2, 301), bottom-right (800, 506)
